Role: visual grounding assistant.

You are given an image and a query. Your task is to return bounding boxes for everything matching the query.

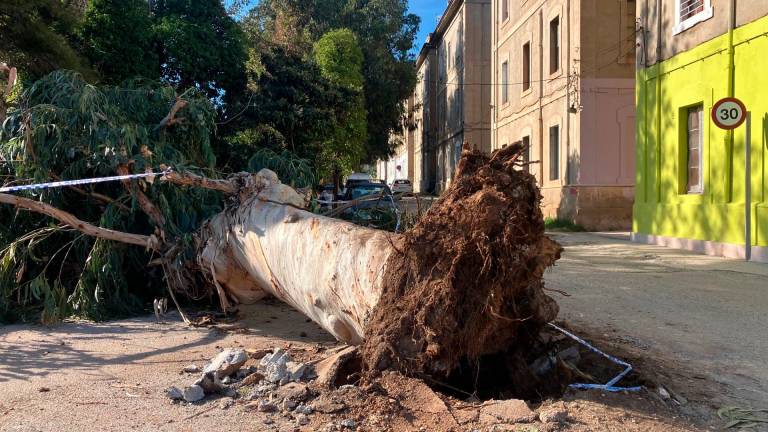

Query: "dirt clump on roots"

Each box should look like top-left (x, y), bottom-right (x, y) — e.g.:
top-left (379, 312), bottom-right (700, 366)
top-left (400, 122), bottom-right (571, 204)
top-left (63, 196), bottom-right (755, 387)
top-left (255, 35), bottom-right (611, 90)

top-left (362, 142), bottom-right (563, 392)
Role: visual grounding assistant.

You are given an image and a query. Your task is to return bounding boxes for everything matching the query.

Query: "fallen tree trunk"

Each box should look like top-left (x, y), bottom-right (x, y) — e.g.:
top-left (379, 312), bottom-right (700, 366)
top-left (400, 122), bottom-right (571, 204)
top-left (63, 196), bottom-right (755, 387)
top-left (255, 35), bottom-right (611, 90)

top-left (195, 142), bottom-right (562, 379)
top-left (1, 142), bottom-right (561, 382)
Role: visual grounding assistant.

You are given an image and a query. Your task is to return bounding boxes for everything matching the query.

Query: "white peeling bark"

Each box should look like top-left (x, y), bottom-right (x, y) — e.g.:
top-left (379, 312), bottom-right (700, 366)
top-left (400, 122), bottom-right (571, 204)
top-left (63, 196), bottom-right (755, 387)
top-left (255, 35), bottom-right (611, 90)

top-left (198, 170), bottom-right (398, 345)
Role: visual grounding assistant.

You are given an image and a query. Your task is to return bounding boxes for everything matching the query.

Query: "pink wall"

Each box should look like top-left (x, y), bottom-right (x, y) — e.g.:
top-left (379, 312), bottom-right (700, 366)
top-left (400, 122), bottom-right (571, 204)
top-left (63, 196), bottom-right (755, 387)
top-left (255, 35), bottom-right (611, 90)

top-left (578, 78), bottom-right (636, 186)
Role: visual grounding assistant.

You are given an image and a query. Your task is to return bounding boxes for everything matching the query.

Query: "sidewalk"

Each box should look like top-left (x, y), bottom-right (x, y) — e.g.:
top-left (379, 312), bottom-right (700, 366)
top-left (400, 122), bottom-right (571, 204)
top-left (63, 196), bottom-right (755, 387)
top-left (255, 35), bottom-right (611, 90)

top-left (546, 232), bottom-right (768, 409)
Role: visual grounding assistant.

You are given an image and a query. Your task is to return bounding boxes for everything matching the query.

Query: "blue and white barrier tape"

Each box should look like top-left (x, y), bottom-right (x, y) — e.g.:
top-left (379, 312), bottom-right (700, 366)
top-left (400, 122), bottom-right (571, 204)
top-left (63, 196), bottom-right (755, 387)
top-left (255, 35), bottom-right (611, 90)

top-left (0, 168), bottom-right (173, 194)
top-left (548, 322), bottom-right (643, 393)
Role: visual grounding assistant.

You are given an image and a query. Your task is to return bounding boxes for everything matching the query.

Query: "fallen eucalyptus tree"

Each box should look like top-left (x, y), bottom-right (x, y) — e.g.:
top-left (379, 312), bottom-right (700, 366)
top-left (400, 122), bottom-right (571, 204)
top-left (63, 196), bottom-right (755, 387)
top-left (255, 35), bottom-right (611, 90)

top-left (1, 142), bottom-right (562, 385)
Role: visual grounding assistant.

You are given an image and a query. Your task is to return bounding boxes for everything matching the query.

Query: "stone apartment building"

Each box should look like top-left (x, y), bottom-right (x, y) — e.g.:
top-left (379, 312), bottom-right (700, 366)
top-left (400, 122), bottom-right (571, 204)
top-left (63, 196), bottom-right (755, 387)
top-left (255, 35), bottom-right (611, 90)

top-left (380, 0), bottom-right (492, 194)
top-left (491, 0), bottom-right (637, 230)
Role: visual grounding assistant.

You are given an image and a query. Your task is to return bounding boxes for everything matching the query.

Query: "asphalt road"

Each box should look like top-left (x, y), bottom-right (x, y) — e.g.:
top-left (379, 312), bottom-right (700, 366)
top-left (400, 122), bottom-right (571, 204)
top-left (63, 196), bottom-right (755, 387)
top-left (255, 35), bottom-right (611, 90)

top-left (546, 232), bottom-right (768, 411)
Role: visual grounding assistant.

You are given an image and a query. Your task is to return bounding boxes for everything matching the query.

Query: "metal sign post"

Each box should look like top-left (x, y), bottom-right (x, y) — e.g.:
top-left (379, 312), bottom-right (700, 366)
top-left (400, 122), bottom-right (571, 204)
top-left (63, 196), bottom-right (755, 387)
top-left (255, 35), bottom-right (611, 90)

top-left (712, 97), bottom-right (750, 261)
top-left (745, 112), bottom-right (751, 261)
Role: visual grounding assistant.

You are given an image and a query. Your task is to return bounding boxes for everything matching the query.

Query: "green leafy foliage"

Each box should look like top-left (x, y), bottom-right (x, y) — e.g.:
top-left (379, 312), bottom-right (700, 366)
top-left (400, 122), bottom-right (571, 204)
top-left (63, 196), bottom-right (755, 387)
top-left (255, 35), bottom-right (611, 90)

top-left (238, 0), bottom-right (420, 163)
top-left (0, 71), bottom-right (222, 322)
top-left (80, 0), bottom-right (160, 84)
top-left (0, 0), bottom-right (95, 80)
top-left (313, 29), bottom-right (367, 181)
top-left (248, 148), bottom-right (315, 189)
top-left (153, 0), bottom-right (247, 100)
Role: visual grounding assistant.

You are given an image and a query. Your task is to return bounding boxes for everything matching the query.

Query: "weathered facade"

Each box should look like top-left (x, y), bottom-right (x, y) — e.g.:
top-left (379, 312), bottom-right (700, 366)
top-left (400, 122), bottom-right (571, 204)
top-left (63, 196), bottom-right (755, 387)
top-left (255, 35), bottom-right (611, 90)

top-left (633, 1), bottom-right (768, 261)
top-left (381, 0), bottom-right (492, 194)
top-left (491, 0), bottom-right (636, 230)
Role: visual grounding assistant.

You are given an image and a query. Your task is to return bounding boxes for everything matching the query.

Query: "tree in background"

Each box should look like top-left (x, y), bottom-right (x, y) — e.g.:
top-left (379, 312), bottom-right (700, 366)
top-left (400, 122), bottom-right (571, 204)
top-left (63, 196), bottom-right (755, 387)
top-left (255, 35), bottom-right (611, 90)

top-left (0, 0), bottom-right (94, 81)
top-left (243, 0), bottom-right (420, 164)
top-left (80, 0), bottom-right (160, 84)
top-left (153, 0), bottom-right (248, 100)
top-left (313, 28), bottom-right (367, 188)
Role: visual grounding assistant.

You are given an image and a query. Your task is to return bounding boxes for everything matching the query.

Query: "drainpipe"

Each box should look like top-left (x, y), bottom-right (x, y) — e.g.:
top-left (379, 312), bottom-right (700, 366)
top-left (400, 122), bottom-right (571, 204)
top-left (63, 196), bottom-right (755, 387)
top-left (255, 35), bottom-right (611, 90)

top-left (565, 0), bottom-right (571, 185)
top-left (538, 9), bottom-right (545, 184)
top-left (725, 0), bottom-right (736, 202)
top-left (655, 0), bottom-right (662, 200)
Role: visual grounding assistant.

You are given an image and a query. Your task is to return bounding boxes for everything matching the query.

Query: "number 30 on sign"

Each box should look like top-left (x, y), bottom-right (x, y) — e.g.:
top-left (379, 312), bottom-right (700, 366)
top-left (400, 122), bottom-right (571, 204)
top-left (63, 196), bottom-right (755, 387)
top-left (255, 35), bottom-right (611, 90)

top-left (712, 97), bottom-right (747, 130)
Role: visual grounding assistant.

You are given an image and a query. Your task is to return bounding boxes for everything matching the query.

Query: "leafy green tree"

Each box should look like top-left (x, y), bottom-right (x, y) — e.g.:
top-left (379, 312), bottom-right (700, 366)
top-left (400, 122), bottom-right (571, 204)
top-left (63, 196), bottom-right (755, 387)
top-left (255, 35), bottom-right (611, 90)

top-left (80, 0), bottom-right (160, 84)
top-left (313, 28), bottom-right (366, 184)
top-left (225, 47), bottom-right (354, 168)
top-left (241, 0), bottom-right (419, 162)
top-left (0, 71), bottom-right (220, 322)
top-left (153, 0), bottom-right (248, 100)
top-left (0, 0), bottom-right (94, 80)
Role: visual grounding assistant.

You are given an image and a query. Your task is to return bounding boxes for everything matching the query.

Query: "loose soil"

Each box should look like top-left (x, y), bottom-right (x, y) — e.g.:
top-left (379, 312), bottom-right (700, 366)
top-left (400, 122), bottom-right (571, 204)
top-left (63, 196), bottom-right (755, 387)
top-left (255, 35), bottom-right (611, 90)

top-left (364, 143), bottom-right (562, 395)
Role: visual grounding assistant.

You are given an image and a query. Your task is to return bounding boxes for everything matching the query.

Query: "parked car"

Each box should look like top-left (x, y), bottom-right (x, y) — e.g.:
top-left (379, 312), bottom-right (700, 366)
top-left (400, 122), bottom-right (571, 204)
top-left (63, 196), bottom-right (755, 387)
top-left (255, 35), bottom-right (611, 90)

top-left (340, 182), bottom-right (399, 230)
top-left (343, 182), bottom-right (392, 201)
top-left (340, 173), bottom-right (373, 195)
top-left (390, 179), bottom-right (413, 194)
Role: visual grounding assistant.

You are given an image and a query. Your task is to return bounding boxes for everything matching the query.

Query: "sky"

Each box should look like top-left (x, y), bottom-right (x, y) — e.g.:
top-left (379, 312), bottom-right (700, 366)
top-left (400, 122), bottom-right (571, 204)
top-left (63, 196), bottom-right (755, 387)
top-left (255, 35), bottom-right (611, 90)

top-left (408, 0), bottom-right (449, 50)
top-left (225, 0), bottom-right (448, 52)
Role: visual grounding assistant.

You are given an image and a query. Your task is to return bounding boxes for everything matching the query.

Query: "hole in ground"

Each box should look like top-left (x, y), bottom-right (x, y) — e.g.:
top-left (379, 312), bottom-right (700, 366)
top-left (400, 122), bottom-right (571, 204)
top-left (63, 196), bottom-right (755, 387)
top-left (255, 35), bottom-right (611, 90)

top-left (427, 326), bottom-right (643, 402)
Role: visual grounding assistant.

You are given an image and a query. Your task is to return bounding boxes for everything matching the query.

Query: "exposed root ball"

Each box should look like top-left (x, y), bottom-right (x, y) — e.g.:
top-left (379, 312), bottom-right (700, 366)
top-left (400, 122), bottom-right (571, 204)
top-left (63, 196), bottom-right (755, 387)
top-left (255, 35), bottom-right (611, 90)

top-left (362, 143), bottom-right (562, 380)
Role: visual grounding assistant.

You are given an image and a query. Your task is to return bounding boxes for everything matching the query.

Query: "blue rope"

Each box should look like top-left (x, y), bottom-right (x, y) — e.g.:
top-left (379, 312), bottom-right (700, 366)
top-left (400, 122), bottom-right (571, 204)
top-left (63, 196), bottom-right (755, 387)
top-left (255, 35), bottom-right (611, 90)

top-left (0, 168), bottom-right (174, 194)
top-left (548, 323), bottom-right (643, 393)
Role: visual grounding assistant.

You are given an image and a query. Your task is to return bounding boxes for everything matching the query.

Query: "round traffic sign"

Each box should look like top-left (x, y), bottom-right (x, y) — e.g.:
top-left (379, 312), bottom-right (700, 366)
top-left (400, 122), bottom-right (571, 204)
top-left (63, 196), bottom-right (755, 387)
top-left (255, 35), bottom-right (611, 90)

top-left (712, 97), bottom-right (747, 130)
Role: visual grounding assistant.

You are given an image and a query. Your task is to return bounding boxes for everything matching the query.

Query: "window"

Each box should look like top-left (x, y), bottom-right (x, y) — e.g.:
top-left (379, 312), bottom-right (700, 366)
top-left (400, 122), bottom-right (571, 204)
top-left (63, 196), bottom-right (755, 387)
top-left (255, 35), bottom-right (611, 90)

top-left (501, 61), bottom-right (509, 104)
top-left (685, 105), bottom-right (703, 194)
top-left (549, 17), bottom-right (560, 74)
top-left (549, 126), bottom-right (560, 180)
top-left (674, 0), bottom-right (713, 34)
top-left (522, 135), bottom-right (531, 173)
top-left (680, 0), bottom-right (704, 21)
top-left (522, 42), bottom-right (531, 91)
top-left (501, 0), bottom-right (508, 21)
top-left (447, 42), bottom-right (452, 70)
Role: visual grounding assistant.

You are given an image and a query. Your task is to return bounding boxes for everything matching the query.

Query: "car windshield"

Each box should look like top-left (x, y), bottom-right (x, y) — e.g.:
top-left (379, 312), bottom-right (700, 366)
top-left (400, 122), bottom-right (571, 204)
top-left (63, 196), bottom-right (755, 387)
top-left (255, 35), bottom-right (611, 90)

top-left (350, 185), bottom-right (386, 199)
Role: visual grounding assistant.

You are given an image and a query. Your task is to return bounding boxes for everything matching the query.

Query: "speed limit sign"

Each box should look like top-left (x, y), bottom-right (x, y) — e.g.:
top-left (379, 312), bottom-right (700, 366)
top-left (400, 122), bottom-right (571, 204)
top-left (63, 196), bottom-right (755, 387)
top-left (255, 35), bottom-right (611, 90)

top-left (712, 97), bottom-right (747, 129)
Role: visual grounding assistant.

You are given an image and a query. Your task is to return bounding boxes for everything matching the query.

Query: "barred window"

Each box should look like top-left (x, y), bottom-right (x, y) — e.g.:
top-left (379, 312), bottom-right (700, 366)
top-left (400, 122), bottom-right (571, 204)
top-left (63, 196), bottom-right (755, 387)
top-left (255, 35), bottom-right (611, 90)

top-left (680, 0), bottom-right (704, 22)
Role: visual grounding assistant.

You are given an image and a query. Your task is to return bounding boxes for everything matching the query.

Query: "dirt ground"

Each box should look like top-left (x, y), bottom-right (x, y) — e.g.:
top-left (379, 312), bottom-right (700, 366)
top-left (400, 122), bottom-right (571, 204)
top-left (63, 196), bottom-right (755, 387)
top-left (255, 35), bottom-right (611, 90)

top-left (1, 302), bottom-right (708, 431)
top-left (2, 232), bottom-right (765, 431)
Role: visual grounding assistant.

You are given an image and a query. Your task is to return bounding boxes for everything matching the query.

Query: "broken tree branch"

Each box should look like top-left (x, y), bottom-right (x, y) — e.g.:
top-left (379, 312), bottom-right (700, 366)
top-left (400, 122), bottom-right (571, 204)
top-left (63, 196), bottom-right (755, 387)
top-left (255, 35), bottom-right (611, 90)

top-left (160, 166), bottom-right (237, 195)
top-left (0, 193), bottom-right (156, 249)
top-left (116, 165), bottom-right (166, 235)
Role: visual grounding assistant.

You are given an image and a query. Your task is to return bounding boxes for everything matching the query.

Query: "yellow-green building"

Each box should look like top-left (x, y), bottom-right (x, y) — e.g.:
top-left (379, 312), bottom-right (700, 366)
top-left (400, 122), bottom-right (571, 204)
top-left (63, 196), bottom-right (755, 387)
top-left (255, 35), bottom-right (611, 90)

top-left (633, 0), bottom-right (768, 262)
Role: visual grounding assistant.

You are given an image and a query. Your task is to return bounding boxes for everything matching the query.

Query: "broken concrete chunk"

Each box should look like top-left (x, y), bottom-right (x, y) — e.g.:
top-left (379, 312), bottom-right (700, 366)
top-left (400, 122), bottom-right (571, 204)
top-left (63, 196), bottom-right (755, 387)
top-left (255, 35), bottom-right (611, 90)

top-left (480, 399), bottom-right (537, 424)
top-left (182, 384), bottom-right (205, 402)
top-left (259, 348), bottom-right (313, 384)
top-left (204, 348), bottom-right (248, 379)
top-left (295, 404), bottom-right (313, 415)
top-left (194, 371), bottom-right (225, 394)
top-left (257, 399), bottom-right (279, 412)
top-left (165, 386), bottom-right (183, 400)
top-left (182, 364), bottom-right (201, 373)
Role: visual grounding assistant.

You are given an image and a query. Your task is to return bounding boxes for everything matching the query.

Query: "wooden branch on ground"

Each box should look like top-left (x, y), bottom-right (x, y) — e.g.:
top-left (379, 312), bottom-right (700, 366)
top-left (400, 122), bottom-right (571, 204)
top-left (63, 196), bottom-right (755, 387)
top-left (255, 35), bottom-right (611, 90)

top-left (0, 193), bottom-right (156, 249)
